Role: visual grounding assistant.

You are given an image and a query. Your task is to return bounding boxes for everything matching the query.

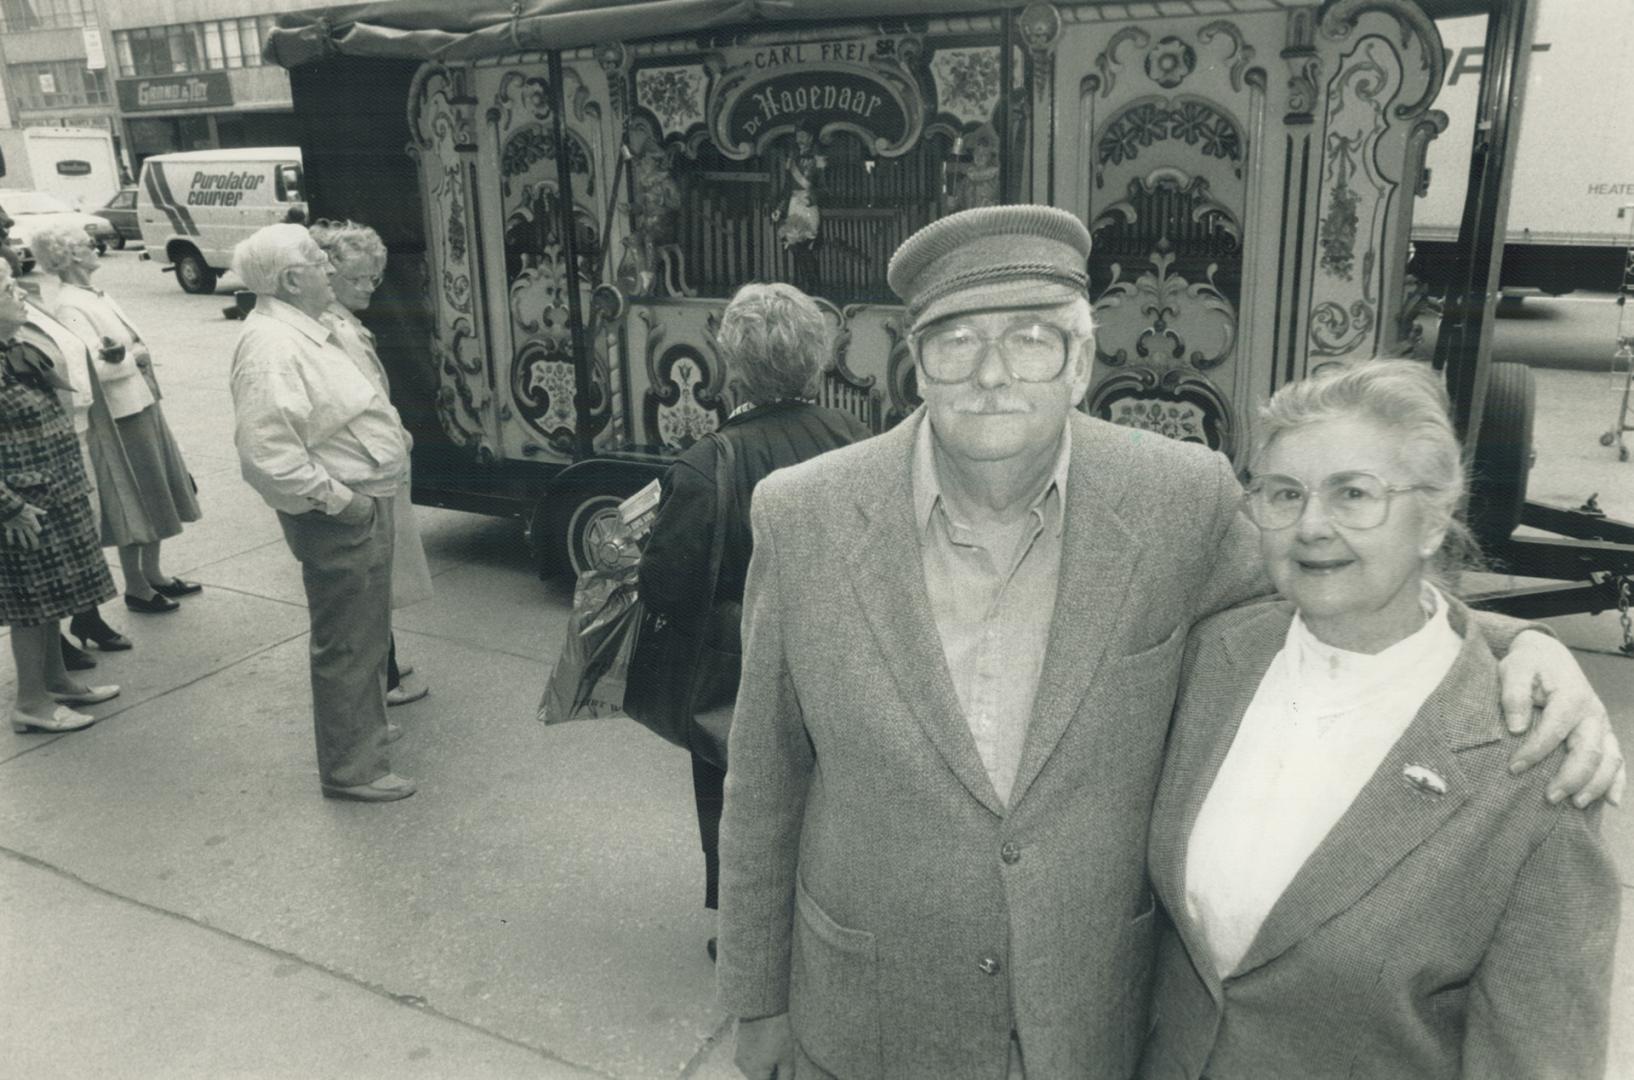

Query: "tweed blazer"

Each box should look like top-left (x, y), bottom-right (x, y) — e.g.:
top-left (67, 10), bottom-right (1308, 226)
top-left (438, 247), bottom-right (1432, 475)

top-left (715, 408), bottom-right (1266, 1080)
top-left (1140, 600), bottom-right (1619, 1080)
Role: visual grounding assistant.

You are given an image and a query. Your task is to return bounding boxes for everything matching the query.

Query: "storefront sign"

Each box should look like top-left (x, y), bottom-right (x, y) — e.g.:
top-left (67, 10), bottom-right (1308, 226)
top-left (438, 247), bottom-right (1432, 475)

top-left (703, 39), bottom-right (923, 161)
top-left (117, 72), bottom-right (233, 113)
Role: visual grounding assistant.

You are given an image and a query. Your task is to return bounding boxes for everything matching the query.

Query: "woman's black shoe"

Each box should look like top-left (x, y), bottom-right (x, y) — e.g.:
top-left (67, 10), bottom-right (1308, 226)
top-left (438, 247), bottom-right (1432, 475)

top-left (60, 635), bottom-right (97, 671)
top-left (69, 610), bottom-right (133, 651)
top-left (151, 578), bottom-right (203, 598)
top-left (124, 592), bottom-right (180, 614)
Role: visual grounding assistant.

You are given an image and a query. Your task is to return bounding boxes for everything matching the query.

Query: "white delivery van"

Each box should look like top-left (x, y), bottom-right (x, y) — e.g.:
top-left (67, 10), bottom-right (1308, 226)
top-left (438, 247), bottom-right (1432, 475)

top-left (0, 127), bottom-right (122, 210)
top-left (137, 147), bottom-right (305, 293)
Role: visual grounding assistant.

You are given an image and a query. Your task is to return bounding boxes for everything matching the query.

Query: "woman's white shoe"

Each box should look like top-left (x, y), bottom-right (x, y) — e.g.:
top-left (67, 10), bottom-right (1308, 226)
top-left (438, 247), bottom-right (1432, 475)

top-left (12, 705), bottom-right (98, 733)
top-left (49, 685), bottom-right (121, 706)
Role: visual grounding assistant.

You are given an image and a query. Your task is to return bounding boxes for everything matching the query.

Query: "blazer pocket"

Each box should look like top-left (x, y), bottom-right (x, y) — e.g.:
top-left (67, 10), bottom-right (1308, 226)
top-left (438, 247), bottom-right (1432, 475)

top-left (790, 875), bottom-right (882, 1080)
top-left (1107, 624), bottom-right (1186, 688)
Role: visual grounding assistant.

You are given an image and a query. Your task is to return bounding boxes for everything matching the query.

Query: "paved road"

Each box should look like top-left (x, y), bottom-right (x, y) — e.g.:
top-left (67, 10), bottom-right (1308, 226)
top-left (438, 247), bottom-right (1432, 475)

top-left (0, 252), bottom-right (1629, 1078)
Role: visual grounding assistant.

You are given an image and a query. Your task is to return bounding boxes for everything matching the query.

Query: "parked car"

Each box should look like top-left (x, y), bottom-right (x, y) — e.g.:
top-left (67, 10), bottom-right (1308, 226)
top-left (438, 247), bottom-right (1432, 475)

top-left (0, 189), bottom-right (121, 271)
top-left (92, 186), bottom-right (141, 249)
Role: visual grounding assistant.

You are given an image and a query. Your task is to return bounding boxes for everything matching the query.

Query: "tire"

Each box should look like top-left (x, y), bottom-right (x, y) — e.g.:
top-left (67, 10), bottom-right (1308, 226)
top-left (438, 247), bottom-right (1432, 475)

top-left (111, 234), bottom-right (126, 251)
top-left (93, 239), bottom-right (107, 256)
top-left (174, 249), bottom-right (218, 294)
top-left (1467, 362), bottom-right (1535, 552)
top-left (560, 491), bottom-right (627, 580)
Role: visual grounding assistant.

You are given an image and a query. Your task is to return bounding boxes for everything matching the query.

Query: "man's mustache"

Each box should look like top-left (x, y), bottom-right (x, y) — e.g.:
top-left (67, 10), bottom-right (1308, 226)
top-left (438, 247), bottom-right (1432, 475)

top-left (949, 394), bottom-right (1032, 415)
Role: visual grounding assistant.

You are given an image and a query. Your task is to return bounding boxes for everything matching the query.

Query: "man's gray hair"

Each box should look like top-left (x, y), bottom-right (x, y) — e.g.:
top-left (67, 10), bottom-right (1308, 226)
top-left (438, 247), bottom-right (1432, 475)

top-left (719, 282), bottom-right (830, 406)
top-left (30, 222), bottom-right (92, 277)
top-left (232, 223), bottom-right (317, 296)
top-left (309, 219), bottom-right (387, 272)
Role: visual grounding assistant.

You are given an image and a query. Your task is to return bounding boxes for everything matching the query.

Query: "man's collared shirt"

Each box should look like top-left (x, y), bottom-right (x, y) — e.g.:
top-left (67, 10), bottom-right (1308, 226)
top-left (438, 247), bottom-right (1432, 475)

top-left (913, 415), bottom-right (1071, 807)
top-left (230, 294), bottom-right (408, 516)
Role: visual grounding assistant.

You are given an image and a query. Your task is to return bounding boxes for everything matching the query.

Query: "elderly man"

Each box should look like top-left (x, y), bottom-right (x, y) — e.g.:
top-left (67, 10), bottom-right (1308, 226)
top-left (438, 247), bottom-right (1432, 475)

top-left (228, 223), bottom-right (414, 802)
top-left (717, 206), bottom-right (1620, 1080)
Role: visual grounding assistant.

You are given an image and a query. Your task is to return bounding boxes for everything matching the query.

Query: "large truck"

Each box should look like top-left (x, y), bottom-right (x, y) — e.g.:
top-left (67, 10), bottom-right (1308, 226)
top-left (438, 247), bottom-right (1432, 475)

top-left (0, 126), bottom-right (123, 211)
top-left (1413, 2), bottom-right (1634, 295)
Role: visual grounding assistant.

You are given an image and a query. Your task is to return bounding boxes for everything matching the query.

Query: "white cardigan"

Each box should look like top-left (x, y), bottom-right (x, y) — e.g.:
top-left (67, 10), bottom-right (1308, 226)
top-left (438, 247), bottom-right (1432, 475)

top-left (51, 283), bottom-right (155, 419)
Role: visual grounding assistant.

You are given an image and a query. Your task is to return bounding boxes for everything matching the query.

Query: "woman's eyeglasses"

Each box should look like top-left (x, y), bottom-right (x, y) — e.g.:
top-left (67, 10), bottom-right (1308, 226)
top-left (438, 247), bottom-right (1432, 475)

top-left (1243, 470), bottom-right (1437, 530)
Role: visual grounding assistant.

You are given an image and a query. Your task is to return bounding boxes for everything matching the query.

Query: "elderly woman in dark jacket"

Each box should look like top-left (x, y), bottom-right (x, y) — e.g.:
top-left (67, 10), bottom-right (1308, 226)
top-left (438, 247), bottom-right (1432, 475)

top-left (638, 282), bottom-right (871, 955)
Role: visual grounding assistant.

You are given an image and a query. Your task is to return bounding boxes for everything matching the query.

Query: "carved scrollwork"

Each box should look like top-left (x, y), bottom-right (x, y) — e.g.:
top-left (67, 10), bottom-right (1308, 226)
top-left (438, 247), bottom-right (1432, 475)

top-left (1282, 8), bottom-right (1321, 125)
top-left (638, 308), bottom-right (728, 450)
top-left (1089, 365), bottom-right (1234, 457)
top-left (1319, 0), bottom-right (1445, 120)
top-left (882, 315), bottom-right (920, 428)
top-left (1308, 299), bottom-right (1375, 356)
top-left (1092, 242), bottom-right (1237, 371)
top-left (1198, 21), bottom-right (1257, 93)
top-left (1087, 26), bottom-right (1150, 99)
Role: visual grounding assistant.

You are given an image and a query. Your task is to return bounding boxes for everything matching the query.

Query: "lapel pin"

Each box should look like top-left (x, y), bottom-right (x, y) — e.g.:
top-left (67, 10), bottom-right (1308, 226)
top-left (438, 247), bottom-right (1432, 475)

top-left (1402, 764), bottom-right (1448, 797)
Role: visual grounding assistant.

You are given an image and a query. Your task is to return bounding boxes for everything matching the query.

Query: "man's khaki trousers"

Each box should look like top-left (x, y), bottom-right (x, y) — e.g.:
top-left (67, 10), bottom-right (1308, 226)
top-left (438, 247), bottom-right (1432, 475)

top-left (277, 496), bottom-right (395, 788)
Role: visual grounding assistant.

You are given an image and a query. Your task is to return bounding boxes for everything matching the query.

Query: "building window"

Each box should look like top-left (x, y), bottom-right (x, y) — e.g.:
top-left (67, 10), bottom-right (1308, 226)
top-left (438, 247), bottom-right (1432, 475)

top-left (0, 0), bottom-right (95, 32)
top-left (9, 60), bottom-right (110, 110)
top-left (113, 19), bottom-right (272, 77)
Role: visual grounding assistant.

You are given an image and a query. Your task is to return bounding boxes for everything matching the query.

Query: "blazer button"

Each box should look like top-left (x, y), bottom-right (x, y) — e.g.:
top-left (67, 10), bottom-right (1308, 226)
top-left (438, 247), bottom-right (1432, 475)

top-left (1000, 841), bottom-right (1021, 865)
top-left (977, 954), bottom-right (1002, 976)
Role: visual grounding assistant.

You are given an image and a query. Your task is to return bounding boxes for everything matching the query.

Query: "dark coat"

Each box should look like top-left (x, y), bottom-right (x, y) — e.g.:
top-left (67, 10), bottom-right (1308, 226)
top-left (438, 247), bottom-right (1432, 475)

top-left (638, 400), bottom-right (871, 615)
top-left (1141, 599), bottom-right (1618, 1080)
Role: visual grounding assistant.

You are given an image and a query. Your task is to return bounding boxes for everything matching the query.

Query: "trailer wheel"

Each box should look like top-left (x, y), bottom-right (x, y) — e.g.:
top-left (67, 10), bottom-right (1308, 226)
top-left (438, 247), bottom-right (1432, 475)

top-left (1467, 362), bottom-right (1535, 552)
top-left (174, 249), bottom-right (217, 294)
top-left (559, 491), bottom-right (627, 580)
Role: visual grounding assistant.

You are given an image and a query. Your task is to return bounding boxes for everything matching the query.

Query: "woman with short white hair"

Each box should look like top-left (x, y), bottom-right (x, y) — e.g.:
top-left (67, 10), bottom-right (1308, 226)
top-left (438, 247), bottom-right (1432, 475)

top-left (309, 218), bottom-right (431, 706)
top-left (1141, 360), bottom-right (1618, 1078)
top-left (35, 221), bottom-right (202, 627)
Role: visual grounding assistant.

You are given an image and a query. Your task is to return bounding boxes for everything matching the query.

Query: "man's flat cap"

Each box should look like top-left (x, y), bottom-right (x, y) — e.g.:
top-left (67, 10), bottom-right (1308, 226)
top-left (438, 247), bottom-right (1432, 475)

top-left (887, 205), bottom-right (1092, 331)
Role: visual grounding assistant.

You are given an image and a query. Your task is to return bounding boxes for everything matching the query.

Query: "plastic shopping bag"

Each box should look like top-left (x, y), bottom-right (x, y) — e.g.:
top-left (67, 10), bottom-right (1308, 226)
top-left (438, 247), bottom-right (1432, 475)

top-left (538, 562), bottom-right (642, 725)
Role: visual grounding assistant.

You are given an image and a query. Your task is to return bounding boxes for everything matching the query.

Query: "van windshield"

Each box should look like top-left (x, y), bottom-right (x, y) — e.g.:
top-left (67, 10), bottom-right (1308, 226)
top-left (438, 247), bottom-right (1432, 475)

top-left (0, 192), bottom-right (74, 215)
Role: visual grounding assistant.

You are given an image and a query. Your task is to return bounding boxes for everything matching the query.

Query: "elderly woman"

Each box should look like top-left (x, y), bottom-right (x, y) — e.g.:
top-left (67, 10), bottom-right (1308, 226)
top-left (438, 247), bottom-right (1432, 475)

top-left (1141, 360), bottom-right (1618, 1079)
top-left (308, 219), bottom-right (431, 706)
top-left (33, 223), bottom-right (201, 620)
top-left (638, 282), bottom-right (871, 959)
top-left (0, 262), bottom-right (119, 733)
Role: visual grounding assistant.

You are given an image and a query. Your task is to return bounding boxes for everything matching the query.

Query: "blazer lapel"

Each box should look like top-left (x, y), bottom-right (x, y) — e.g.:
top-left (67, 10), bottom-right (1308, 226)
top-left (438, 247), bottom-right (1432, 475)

top-left (843, 411), bottom-right (1004, 816)
top-left (1229, 622), bottom-right (1499, 979)
top-left (1007, 419), bottom-right (1138, 808)
top-left (1150, 604), bottom-right (1291, 1000)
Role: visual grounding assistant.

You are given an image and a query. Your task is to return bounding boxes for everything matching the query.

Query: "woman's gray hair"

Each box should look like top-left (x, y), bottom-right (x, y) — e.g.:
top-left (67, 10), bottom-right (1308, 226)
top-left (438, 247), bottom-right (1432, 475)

top-left (308, 218), bottom-right (387, 272)
top-left (231, 223), bottom-right (318, 296)
top-left (31, 222), bottom-right (93, 277)
top-left (718, 283), bottom-right (831, 405)
top-left (1254, 358), bottom-right (1479, 575)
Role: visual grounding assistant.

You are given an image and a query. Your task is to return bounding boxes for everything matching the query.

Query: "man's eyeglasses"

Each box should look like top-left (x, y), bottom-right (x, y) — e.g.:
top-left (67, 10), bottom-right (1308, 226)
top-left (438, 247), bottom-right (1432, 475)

top-left (911, 321), bottom-right (1076, 384)
top-left (1243, 470), bottom-right (1437, 531)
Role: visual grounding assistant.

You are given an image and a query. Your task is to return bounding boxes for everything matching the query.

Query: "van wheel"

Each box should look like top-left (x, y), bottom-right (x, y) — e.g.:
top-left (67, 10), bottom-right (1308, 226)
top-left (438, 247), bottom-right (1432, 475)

top-left (175, 250), bottom-right (217, 294)
top-left (110, 235), bottom-right (126, 251)
top-left (1467, 362), bottom-right (1535, 553)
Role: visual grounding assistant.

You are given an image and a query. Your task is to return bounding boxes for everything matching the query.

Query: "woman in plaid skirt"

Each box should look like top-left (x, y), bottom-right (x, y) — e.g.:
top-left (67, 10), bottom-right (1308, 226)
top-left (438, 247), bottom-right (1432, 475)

top-left (0, 262), bottom-right (118, 733)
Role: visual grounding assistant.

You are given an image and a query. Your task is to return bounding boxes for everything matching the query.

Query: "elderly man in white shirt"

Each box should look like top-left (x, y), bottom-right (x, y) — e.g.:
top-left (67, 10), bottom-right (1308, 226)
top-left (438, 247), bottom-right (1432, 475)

top-left (228, 223), bottom-right (415, 802)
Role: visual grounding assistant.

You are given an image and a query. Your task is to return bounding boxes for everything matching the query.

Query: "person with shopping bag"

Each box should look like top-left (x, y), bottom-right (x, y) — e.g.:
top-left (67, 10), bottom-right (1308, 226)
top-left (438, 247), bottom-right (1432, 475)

top-left (634, 283), bottom-right (870, 960)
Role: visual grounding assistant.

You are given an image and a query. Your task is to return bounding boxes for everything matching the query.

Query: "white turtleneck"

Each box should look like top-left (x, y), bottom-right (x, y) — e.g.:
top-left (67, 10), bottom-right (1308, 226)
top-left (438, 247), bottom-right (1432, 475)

top-left (1184, 584), bottom-right (1464, 979)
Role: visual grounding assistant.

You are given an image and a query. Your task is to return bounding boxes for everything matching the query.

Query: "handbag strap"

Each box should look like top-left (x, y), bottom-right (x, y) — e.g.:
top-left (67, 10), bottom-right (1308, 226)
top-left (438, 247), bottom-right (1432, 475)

top-left (701, 430), bottom-right (736, 611)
